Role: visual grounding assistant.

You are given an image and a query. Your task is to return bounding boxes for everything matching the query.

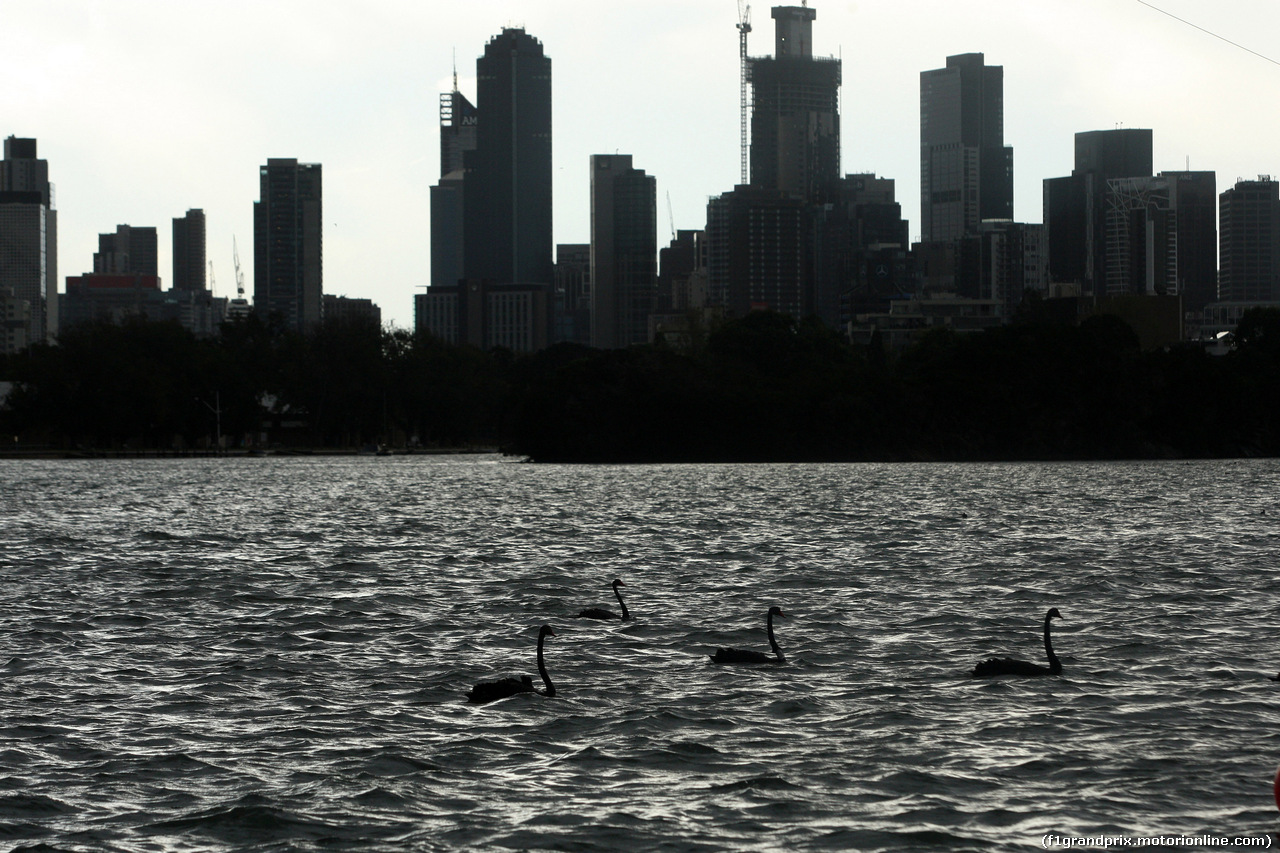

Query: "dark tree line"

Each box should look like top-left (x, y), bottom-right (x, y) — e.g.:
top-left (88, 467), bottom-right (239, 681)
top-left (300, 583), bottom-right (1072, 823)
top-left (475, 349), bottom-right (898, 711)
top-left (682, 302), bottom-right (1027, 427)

top-left (4, 308), bottom-right (1280, 461)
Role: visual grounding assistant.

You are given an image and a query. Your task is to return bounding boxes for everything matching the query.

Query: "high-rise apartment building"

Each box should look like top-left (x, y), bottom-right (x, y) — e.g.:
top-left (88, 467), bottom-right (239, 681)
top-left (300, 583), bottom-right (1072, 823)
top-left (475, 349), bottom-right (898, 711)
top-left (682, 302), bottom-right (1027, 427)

top-left (462, 28), bottom-right (553, 288)
top-left (920, 53), bottom-right (1013, 243)
top-left (748, 6), bottom-right (841, 203)
top-left (253, 158), bottom-right (323, 333)
top-left (0, 136), bottom-right (57, 349)
top-left (590, 155), bottom-right (657, 349)
top-left (1219, 178), bottom-right (1280, 304)
top-left (173, 209), bottom-right (207, 292)
top-left (707, 187), bottom-right (807, 319)
top-left (94, 224), bottom-right (158, 276)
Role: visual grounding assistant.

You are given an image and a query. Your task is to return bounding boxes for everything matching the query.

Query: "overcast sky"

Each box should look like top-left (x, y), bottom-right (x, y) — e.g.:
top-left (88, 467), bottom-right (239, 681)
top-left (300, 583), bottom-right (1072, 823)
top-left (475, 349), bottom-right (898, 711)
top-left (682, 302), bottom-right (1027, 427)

top-left (7, 0), bottom-right (1279, 329)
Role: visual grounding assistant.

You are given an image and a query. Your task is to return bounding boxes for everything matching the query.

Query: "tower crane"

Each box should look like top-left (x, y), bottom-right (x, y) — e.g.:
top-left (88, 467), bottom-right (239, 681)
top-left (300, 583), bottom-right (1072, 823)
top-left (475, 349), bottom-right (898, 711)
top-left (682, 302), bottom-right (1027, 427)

top-left (736, 1), bottom-right (752, 185)
top-left (233, 236), bottom-right (245, 298)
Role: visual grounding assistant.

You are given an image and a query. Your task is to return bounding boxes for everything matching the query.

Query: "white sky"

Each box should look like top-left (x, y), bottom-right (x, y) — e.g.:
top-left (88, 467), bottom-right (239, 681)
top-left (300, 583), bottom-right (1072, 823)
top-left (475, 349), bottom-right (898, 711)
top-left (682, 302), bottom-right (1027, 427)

top-left (6, 0), bottom-right (1279, 330)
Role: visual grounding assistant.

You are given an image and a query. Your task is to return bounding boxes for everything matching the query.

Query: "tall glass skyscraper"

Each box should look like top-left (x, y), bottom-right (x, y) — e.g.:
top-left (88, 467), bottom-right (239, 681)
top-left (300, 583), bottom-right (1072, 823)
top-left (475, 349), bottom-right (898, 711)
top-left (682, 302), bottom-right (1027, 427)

top-left (0, 136), bottom-right (57, 349)
top-left (919, 53), bottom-right (1013, 242)
top-left (462, 28), bottom-right (553, 288)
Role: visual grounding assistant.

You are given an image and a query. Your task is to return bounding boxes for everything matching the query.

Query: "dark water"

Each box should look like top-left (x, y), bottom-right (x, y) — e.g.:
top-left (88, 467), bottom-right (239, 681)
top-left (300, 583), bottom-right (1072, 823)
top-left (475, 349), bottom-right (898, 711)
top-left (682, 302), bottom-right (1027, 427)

top-left (3, 456), bottom-right (1280, 851)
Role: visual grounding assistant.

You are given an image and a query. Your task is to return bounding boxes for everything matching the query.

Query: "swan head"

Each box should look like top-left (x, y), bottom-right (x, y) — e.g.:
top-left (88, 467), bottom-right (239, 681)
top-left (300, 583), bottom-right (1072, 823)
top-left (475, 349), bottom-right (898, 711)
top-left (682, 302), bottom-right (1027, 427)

top-left (1046, 607), bottom-right (1062, 620)
top-left (611, 579), bottom-right (626, 588)
top-left (539, 625), bottom-right (556, 638)
top-left (768, 606), bottom-right (786, 618)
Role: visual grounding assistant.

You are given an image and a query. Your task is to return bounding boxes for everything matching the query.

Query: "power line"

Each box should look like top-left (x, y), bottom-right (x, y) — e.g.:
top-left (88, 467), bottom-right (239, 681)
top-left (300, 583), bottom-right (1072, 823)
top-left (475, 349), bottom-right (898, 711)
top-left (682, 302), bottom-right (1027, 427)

top-left (1134, 0), bottom-right (1280, 67)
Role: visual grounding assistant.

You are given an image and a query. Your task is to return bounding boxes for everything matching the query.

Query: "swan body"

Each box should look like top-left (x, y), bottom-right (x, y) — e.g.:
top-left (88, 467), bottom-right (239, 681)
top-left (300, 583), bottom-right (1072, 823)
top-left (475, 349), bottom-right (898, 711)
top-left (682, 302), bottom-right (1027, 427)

top-left (972, 607), bottom-right (1062, 677)
top-left (577, 578), bottom-right (629, 621)
top-left (467, 625), bottom-right (557, 703)
top-left (711, 606), bottom-right (786, 664)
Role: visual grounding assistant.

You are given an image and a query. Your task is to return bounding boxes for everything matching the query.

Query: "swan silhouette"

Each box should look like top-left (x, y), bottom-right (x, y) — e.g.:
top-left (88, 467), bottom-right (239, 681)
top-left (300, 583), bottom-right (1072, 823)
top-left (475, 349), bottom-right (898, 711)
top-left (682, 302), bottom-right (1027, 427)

top-left (577, 578), bottom-right (629, 621)
top-left (972, 607), bottom-right (1062, 677)
top-left (467, 625), bottom-right (557, 703)
top-left (711, 606), bottom-right (787, 664)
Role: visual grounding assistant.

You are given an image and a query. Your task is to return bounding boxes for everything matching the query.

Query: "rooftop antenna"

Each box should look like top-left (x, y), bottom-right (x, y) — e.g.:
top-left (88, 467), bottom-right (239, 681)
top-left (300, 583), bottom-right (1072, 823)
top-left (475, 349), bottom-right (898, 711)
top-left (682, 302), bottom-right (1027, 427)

top-left (736, 1), bottom-right (752, 185)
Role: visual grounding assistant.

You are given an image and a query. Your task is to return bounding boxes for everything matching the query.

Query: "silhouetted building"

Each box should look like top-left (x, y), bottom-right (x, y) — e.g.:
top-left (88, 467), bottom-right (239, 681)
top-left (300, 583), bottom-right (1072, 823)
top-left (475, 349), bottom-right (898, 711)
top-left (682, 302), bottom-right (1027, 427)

top-left (658, 230), bottom-right (706, 312)
top-left (1102, 171), bottom-right (1215, 308)
top-left (173, 209), bottom-right (206, 292)
top-left (462, 28), bottom-right (553, 289)
top-left (1219, 177), bottom-right (1280, 303)
top-left (590, 155), bottom-right (657, 349)
top-left (707, 187), bottom-right (807, 319)
top-left (61, 273), bottom-right (224, 337)
top-left (979, 220), bottom-right (1045, 317)
top-left (95, 224), bottom-right (158, 276)
top-left (815, 173), bottom-right (912, 325)
top-left (920, 53), bottom-right (1013, 243)
top-left (0, 136), bottom-right (57, 349)
top-left (554, 243), bottom-right (591, 345)
top-left (1044, 128), bottom-right (1153, 298)
top-left (418, 279), bottom-right (549, 352)
top-left (431, 76), bottom-right (477, 291)
top-left (748, 5), bottom-right (841, 203)
top-left (253, 158), bottom-right (323, 333)
top-left (322, 294), bottom-right (381, 327)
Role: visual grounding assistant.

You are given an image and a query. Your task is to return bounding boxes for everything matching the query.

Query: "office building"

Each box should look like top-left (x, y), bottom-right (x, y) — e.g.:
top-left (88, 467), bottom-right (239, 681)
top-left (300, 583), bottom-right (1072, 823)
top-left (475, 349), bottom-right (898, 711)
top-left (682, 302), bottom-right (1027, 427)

top-left (590, 154), bottom-right (657, 349)
top-left (431, 76), bottom-right (477, 290)
top-left (253, 158), bottom-right (323, 333)
top-left (920, 53), bottom-right (1013, 243)
top-left (1219, 177), bottom-right (1280, 303)
top-left (462, 27), bottom-right (553, 288)
top-left (0, 136), bottom-right (57, 348)
top-left (1044, 128), bottom-right (1153, 297)
top-left (95, 224), bottom-right (158, 276)
top-left (748, 5), bottom-right (841, 203)
top-left (1101, 171), bottom-right (1215, 305)
top-left (173, 209), bottom-right (207, 292)
top-left (554, 243), bottom-right (591, 345)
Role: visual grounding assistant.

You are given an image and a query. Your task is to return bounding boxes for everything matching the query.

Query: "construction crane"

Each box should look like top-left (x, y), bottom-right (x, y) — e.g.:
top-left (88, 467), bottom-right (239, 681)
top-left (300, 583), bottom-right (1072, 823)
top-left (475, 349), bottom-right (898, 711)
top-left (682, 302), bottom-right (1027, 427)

top-left (233, 236), bottom-right (245, 298)
top-left (666, 191), bottom-right (676, 242)
top-left (226, 236), bottom-right (251, 319)
top-left (736, 1), bottom-right (751, 185)
top-left (208, 260), bottom-right (216, 296)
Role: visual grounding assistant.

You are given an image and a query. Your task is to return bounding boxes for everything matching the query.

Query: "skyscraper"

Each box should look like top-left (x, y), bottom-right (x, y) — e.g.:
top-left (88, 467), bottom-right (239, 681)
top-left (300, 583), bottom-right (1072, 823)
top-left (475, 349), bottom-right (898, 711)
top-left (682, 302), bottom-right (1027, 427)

top-left (0, 136), bottom-right (57, 348)
top-left (920, 53), bottom-right (1013, 242)
top-left (431, 76), bottom-right (477, 291)
top-left (462, 28), bottom-right (553, 288)
top-left (748, 6), bottom-right (841, 203)
top-left (590, 154), bottom-right (657, 349)
top-left (1043, 129), bottom-right (1153, 296)
top-left (1219, 177), bottom-right (1280, 303)
top-left (173, 209), bottom-right (207, 292)
top-left (253, 158), bottom-right (322, 333)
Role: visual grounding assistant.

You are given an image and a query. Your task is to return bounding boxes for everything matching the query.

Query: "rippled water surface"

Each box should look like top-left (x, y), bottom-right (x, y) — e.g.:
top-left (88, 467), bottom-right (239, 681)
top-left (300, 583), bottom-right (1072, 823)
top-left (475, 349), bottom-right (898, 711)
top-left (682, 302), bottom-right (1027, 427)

top-left (3, 456), bottom-right (1280, 851)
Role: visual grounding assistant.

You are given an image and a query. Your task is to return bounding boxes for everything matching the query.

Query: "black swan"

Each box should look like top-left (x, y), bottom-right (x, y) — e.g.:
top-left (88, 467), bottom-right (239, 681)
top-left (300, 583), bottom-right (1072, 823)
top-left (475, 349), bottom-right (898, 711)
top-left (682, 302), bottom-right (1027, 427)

top-left (577, 578), bottom-right (629, 621)
top-left (466, 625), bottom-right (557, 703)
top-left (972, 607), bottom-right (1062, 677)
top-left (710, 606), bottom-right (787, 664)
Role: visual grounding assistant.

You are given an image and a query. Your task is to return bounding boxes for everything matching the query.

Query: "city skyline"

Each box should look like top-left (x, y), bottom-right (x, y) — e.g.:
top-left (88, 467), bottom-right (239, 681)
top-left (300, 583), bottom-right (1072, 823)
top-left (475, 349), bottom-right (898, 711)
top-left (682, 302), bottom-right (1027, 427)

top-left (6, 0), bottom-right (1279, 330)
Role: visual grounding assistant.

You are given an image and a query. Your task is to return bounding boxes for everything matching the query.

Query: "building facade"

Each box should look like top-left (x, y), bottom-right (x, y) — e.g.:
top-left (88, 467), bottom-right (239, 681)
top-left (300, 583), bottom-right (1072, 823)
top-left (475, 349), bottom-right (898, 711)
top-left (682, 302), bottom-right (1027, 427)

top-left (253, 158), bottom-right (323, 333)
top-left (1219, 177), bottom-right (1280, 303)
top-left (590, 155), bottom-right (657, 349)
top-left (95, 224), bottom-right (158, 276)
top-left (462, 28), bottom-right (553, 289)
top-left (920, 53), bottom-right (1013, 243)
top-left (748, 5), bottom-right (841, 204)
top-left (173, 209), bottom-right (207, 292)
top-left (0, 136), bottom-right (57, 349)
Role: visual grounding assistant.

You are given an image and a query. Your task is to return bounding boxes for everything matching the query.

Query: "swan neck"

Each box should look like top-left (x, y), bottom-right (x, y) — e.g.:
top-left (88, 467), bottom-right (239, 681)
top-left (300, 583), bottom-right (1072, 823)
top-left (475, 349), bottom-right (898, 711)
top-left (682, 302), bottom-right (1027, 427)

top-left (1044, 615), bottom-right (1060, 673)
top-left (767, 611), bottom-right (785, 662)
top-left (615, 585), bottom-right (629, 620)
top-left (537, 633), bottom-right (556, 697)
